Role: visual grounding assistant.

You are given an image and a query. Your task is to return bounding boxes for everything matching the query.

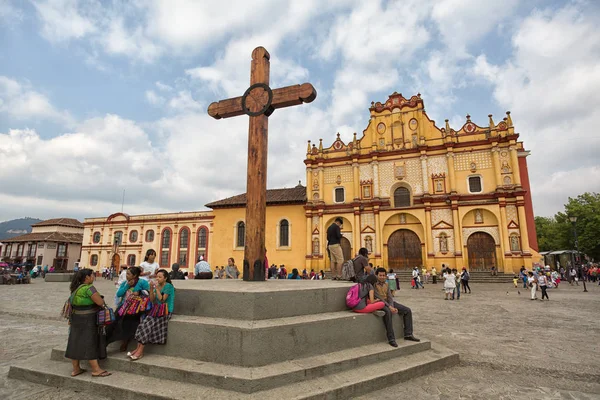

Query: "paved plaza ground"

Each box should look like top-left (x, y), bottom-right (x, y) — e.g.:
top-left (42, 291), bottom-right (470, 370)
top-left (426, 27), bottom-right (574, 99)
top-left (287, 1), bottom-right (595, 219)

top-left (0, 278), bottom-right (599, 399)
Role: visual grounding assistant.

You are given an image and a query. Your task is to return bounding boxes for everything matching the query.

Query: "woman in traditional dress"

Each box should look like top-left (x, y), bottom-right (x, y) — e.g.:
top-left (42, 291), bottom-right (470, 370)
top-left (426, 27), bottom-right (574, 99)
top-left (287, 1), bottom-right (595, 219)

top-left (65, 269), bottom-right (111, 377)
top-left (107, 266), bottom-right (149, 352)
top-left (129, 269), bottom-right (175, 361)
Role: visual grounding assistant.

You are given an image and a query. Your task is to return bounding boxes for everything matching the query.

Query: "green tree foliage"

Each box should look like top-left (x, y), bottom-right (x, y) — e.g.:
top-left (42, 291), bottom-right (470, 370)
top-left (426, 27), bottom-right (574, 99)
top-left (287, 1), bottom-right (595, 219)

top-left (536, 192), bottom-right (600, 261)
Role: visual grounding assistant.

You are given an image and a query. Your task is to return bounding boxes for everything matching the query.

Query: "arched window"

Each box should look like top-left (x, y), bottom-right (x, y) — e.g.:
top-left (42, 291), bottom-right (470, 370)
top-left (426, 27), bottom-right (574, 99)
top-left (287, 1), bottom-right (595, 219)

top-left (279, 219), bottom-right (289, 247)
top-left (93, 232), bottom-right (101, 244)
top-left (312, 238), bottom-right (320, 255)
top-left (160, 229), bottom-right (171, 267)
top-left (127, 254), bottom-right (136, 266)
top-left (198, 228), bottom-right (207, 249)
top-left (237, 222), bottom-right (245, 248)
top-left (179, 228), bottom-right (189, 267)
top-left (90, 254), bottom-right (98, 266)
top-left (145, 230), bottom-right (155, 242)
top-left (129, 230), bottom-right (138, 243)
top-left (114, 231), bottom-right (123, 245)
top-left (394, 187), bottom-right (411, 207)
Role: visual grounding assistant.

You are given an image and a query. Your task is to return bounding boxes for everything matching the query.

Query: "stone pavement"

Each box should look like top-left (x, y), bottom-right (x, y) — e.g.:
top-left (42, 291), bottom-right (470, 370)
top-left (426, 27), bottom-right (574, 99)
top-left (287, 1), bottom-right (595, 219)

top-left (1, 278), bottom-right (599, 399)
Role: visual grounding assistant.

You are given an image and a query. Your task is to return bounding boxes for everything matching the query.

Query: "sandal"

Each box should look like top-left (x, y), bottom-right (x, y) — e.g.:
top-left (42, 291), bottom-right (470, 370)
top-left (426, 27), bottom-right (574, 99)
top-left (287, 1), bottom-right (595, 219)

top-left (92, 371), bottom-right (111, 378)
top-left (71, 368), bottom-right (87, 377)
top-left (130, 354), bottom-right (143, 361)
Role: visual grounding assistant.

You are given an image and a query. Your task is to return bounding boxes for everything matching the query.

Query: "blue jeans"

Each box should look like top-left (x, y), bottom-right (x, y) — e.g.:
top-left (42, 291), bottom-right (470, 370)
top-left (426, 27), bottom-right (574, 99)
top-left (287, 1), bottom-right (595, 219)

top-left (452, 284), bottom-right (460, 299)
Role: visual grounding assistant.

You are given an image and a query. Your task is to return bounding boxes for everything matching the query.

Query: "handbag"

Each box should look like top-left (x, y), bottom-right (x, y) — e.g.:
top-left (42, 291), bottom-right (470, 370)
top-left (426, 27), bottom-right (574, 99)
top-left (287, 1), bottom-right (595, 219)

top-left (60, 284), bottom-right (85, 322)
top-left (97, 306), bottom-right (116, 326)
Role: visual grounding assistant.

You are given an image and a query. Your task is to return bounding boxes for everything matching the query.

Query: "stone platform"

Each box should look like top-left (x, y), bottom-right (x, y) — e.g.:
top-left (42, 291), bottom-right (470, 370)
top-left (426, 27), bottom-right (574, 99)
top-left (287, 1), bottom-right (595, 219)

top-left (44, 273), bottom-right (74, 282)
top-left (9, 280), bottom-right (458, 399)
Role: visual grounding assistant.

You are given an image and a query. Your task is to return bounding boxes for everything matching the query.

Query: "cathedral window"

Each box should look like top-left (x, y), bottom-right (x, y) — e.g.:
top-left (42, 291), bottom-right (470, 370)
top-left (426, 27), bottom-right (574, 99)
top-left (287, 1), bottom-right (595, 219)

top-left (334, 187), bottom-right (345, 203)
top-left (145, 230), bottom-right (155, 242)
top-left (127, 254), bottom-right (136, 266)
top-left (468, 176), bottom-right (482, 193)
top-left (236, 222), bottom-right (245, 248)
top-left (93, 232), bottom-right (101, 243)
top-left (90, 254), bottom-right (98, 266)
top-left (129, 230), bottom-right (138, 243)
top-left (394, 187), bottom-right (411, 208)
top-left (279, 219), bottom-right (290, 247)
top-left (198, 227), bottom-right (207, 249)
top-left (114, 231), bottom-right (123, 245)
top-left (179, 228), bottom-right (190, 267)
top-left (160, 229), bottom-right (171, 267)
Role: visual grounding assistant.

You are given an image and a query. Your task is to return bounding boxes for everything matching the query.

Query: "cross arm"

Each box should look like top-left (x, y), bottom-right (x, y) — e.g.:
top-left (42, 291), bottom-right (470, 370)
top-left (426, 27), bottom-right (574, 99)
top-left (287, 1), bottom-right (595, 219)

top-left (207, 83), bottom-right (317, 119)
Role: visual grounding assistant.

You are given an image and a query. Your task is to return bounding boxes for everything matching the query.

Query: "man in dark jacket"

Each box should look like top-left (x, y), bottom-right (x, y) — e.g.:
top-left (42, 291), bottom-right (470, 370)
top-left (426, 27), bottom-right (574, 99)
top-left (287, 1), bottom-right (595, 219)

top-left (169, 263), bottom-right (185, 280)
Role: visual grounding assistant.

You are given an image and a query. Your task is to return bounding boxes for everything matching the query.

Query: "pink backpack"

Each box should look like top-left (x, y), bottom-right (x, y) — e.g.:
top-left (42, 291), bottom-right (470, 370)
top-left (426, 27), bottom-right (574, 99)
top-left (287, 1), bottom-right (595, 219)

top-left (346, 284), bottom-right (361, 308)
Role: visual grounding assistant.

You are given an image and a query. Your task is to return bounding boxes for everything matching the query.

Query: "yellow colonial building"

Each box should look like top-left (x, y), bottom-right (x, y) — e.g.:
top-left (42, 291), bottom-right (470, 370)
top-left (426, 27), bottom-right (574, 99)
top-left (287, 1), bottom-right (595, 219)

top-left (80, 92), bottom-right (539, 274)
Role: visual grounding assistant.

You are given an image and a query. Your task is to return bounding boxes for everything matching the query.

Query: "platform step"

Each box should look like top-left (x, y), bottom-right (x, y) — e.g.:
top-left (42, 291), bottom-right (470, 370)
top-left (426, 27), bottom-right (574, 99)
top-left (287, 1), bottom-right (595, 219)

top-left (9, 343), bottom-right (458, 399)
top-left (49, 340), bottom-right (431, 393)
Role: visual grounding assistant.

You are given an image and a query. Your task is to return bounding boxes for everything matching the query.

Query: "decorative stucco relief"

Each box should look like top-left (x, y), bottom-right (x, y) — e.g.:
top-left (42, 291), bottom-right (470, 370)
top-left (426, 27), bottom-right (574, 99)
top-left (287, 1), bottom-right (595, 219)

top-left (431, 208), bottom-right (453, 226)
top-left (379, 159), bottom-right (422, 197)
top-left (455, 151), bottom-right (493, 171)
top-left (462, 227), bottom-right (500, 245)
top-left (433, 230), bottom-right (455, 253)
top-left (324, 165), bottom-right (353, 184)
top-left (359, 164), bottom-right (373, 181)
top-left (312, 215), bottom-right (320, 229)
top-left (427, 155), bottom-right (448, 175)
top-left (361, 213), bottom-right (375, 230)
top-left (506, 205), bottom-right (518, 224)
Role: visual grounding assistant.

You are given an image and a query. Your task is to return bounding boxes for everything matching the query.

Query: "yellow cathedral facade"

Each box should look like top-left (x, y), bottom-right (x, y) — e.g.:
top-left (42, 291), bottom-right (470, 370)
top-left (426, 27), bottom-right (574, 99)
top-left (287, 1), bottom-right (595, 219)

top-left (80, 92), bottom-right (540, 275)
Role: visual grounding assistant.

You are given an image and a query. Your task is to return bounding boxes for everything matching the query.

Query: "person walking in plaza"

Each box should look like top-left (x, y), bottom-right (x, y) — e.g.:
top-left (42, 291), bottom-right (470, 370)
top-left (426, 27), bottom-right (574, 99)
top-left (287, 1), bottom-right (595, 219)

top-left (107, 266), bottom-right (149, 352)
top-left (374, 267), bottom-right (420, 347)
top-left (130, 269), bottom-right (175, 361)
top-left (326, 217), bottom-right (344, 280)
top-left (520, 266), bottom-right (528, 289)
top-left (64, 269), bottom-right (111, 377)
top-left (452, 268), bottom-right (461, 300)
top-left (412, 267), bottom-right (424, 289)
top-left (422, 266), bottom-right (428, 284)
top-left (444, 267), bottom-right (456, 300)
top-left (527, 271), bottom-right (538, 300)
top-left (537, 271), bottom-right (550, 300)
top-left (194, 256), bottom-right (212, 279)
top-left (352, 274), bottom-right (385, 317)
top-left (460, 267), bottom-right (471, 294)
top-left (224, 257), bottom-right (240, 279)
top-left (431, 266), bottom-right (437, 284)
top-left (140, 249), bottom-right (159, 281)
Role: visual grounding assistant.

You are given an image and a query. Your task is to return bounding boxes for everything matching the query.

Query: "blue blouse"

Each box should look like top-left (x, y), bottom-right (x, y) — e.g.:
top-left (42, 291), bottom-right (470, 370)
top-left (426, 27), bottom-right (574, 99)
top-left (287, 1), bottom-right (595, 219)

top-left (116, 279), bottom-right (150, 305)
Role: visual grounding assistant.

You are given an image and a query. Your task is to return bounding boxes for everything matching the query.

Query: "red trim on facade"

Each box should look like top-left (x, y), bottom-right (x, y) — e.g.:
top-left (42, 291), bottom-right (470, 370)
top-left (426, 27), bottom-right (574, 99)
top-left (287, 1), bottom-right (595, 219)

top-left (195, 225), bottom-right (210, 264)
top-left (518, 155), bottom-right (539, 252)
top-left (159, 228), bottom-right (172, 269)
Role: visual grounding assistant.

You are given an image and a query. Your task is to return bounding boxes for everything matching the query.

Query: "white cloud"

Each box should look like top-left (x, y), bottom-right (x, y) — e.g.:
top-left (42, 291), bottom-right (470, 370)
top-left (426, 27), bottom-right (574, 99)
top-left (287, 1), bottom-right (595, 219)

top-left (155, 81), bottom-right (173, 92)
top-left (145, 90), bottom-right (165, 106)
top-left (32, 0), bottom-right (97, 42)
top-left (0, 76), bottom-right (73, 125)
top-left (472, 4), bottom-right (600, 216)
top-left (0, 0), bottom-right (24, 24)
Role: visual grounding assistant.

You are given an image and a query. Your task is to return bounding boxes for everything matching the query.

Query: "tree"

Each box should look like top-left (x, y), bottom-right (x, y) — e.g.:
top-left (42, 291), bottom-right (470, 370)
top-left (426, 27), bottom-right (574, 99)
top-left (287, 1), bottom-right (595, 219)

top-left (534, 216), bottom-right (569, 252)
top-left (561, 193), bottom-right (600, 261)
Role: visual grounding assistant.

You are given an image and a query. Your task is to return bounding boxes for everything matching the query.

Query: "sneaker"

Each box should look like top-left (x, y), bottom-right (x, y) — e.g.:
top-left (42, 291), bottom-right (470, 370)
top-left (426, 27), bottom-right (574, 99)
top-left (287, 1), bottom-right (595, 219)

top-left (372, 310), bottom-right (385, 317)
top-left (389, 341), bottom-right (398, 347)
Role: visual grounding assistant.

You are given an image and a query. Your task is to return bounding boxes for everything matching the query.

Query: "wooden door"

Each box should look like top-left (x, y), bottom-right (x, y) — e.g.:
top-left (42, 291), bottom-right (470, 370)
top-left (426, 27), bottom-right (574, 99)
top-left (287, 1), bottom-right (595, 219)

top-left (467, 232), bottom-right (497, 271)
top-left (341, 237), bottom-right (352, 262)
top-left (112, 254), bottom-right (120, 269)
top-left (387, 229), bottom-right (422, 270)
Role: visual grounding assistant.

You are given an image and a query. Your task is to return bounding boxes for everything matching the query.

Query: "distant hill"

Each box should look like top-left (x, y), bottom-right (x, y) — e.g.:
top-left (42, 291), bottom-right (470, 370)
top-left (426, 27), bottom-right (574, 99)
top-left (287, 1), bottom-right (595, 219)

top-left (0, 218), bottom-right (43, 240)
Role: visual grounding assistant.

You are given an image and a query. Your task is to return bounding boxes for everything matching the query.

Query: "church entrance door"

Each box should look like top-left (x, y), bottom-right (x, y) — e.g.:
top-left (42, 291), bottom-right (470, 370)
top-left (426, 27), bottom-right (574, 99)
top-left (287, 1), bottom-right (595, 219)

top-left (387, 229), bottom-right (422, 270)
top-left (467, 232), bottom-right (497, 271)
top-left (340, 237), bottom-right (352, 263)
top-left (111, 254), bottom-right (120, 270)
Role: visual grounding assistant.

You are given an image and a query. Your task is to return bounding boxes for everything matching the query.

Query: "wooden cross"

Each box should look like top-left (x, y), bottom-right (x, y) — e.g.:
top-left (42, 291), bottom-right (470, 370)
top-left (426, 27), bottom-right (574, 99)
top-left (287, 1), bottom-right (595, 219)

top-left (208, 46), bottom-right (317, 281)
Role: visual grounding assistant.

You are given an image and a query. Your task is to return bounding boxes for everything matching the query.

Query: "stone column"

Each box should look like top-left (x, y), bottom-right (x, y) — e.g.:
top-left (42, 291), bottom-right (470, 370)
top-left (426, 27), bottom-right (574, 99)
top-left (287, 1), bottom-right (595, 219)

top-left (424, 207), bottom-right (433, 260)
top-left (306, 167), bottom-right (312, 199)
top-left (491, 147), bottom-right (502, 188)
top-left (306, 214), bottom-right (312, 268)
top-left (374, 209), bottom-right (382, 258)
top-left (354, 209), bottom-right (361, 254)
top-left (509, 145), bottom-right (522, 186)
top-left (319, 212), bottom-right (325, 270)
top-left (452, 205), bottom-right (463, 256)
top-left (421, 155), bottom-right (429, 193)
top-left (499, 202), bottom-right (511, 256)
top-left (446, 152), bottom-right (456, 192)
top-left (517, 201), bottom-right (531, 255)
top-left (318, 165), bottom-right (324, 201)
top-left (372, 161), bottom-right (380, 197)
top-left (352, 160), bottom-right (360, 200)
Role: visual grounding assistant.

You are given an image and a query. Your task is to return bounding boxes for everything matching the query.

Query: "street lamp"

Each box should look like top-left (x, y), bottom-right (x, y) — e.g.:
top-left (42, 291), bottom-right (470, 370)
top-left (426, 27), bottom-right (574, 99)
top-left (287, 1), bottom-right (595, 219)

top-left (569, 216), bottom-right (587, 292)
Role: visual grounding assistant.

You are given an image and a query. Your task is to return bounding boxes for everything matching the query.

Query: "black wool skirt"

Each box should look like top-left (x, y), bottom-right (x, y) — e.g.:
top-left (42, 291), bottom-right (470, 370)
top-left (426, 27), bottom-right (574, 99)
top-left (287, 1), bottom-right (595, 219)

top-left (65, 305), bottom-right (107, 361)
top-left (106, 313), bottom-right (142, 344)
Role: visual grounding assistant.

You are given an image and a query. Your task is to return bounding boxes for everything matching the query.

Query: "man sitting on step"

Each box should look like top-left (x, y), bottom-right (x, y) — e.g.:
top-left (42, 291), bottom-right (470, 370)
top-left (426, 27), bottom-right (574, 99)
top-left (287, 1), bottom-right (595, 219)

top-left (374, 267), bottom-right (420, 347)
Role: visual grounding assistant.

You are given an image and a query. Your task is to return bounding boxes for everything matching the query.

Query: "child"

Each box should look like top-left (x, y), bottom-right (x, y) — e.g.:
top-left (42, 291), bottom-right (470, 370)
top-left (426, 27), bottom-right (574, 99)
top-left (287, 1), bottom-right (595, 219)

top-left (513, 275), bottom-right (518, 288)
top-left (387, 269), bottom-right (397, 296)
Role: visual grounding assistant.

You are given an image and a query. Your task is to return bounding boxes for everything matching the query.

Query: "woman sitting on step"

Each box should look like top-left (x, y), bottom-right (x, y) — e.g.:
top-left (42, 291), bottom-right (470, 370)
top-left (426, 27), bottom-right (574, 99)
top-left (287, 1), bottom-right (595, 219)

top-left (129, 269), bottom-right (175, 361)
top-left (65, 269), bottom-right (111, 377)
top-left (352, 274), bottom-right (385, 316)
top-left (106, 266), bottom-right (149, 352)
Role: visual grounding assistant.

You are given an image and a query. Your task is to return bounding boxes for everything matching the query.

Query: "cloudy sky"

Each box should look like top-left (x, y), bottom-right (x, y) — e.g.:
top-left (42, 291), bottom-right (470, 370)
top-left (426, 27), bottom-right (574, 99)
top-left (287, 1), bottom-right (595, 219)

top-left (1, 0), bottom-right (599, 223)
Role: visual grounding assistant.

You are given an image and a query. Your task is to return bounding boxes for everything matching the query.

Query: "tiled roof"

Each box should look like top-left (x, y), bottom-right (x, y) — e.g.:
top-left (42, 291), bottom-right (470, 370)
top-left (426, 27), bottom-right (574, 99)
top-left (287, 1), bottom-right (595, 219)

top-left (32, 218), bottom-right (83, 228)
top-left (1, 232), bottom-right (83, 243)
top-left (206, 185), bottom-right (306, 209)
